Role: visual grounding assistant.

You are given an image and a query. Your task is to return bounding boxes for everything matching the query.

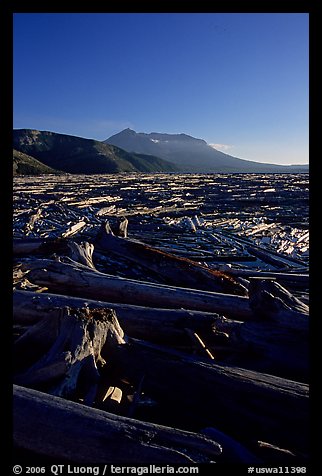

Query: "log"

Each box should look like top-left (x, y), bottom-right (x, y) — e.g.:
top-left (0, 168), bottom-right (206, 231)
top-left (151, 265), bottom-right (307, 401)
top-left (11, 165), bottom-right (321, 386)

top-left (210, 317), bottom-right (308, 381)
top-left (246, 245), bottom-right (297, 269)
top-left (201, 427), bottom-right (262, 463)
top-left (61, 220), bottom-right (86, 238)
top-left (248, 279), bottom-right (309, 332)
top-left (13, 385), bottom-right (222, 463)
top-left (95, 221), bottom-right (248, 295)
top-left (24, 207), bottom-right (42, 235)
top-left (22, 258), bottom-right (253, 319)
top-left (211, 265), bottom-right (309, 289)
top-left (68, 241), bottom-right (96, 269)
top-left (13, 237), bottom-right (68, 256)
top-left (106, 338), bottom-right (309, 455)
top-left (14, 307), bottom-right (124, 402)
top-left (13, 290), bottom-right (308, 380)
top-left (13, 290), bottom-right (218, 344)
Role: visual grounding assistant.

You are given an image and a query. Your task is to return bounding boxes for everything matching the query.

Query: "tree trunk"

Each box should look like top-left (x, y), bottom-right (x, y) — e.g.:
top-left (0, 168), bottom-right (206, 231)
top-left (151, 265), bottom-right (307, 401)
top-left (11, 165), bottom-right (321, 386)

top-left (68, 241), bottom-right (96, 269)
top-left (13, 290), bottom-right (218, 344)
top-left (13, 385), bottom-right (222, 464)
top-left (95, 221), bottom-right (248, 295)
top-left (248, 279), bottom-right (309, 332)
top-left (14, 306), bottom-right (124, 403)
top-left (106, 338), bottom-right (309, 456)
top-left (22, 258), bottom-right (253, 319)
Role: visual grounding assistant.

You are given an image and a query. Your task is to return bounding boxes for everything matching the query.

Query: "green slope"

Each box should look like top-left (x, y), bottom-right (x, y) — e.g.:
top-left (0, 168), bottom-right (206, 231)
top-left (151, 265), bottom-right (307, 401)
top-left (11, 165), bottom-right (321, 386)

top-left (13, 129), bottom-right (178, 174)
top-left (13, 149), bottom-right (61, 175)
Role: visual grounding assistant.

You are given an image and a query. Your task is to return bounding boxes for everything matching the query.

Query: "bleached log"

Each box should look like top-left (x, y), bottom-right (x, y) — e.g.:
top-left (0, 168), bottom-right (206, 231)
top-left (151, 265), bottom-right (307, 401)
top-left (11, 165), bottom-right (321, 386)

top-left (13, 385), bottom-right (222, 463)
top-left (210, 317), bottom-right (308, 381)
top-left (14, 307), bottom-right (124, 401)
top-left (246, 245), bottom-right (301, 269)
top-left (24, 208), bottom-right (42, 235)
top-left (95, 221), bottom-right (248, 295)
top-left (13, 290), bottom-right (308, 380)
top-left (13, 290), bottom-right (218, 344)
top-left (68, 241), bottom-right (96, 269)
top-left (61, 220), bottom-right (86, 238)
top-left (23, 258), bottom-right (252, 319)
top-left (212, 265), bottom-right (309, 288)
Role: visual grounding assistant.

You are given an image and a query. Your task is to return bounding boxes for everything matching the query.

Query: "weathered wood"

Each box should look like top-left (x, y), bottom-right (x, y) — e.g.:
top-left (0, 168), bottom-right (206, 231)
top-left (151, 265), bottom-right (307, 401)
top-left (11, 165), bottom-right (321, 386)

top-left (61, 220), bottom-right (87, 238)
top-left (95, 221), bottom-right (248, 295)
top-left (184, 328), bottom-right (215, 360)
top-left (106, 338), bottom-right (309, 455)
top-left (68, 241), bottom-right (96, 269)
top-left (13, 290), bottom-right (218, 344)
top-left (13, 237), bottom-right (68, 256)
top-left (209, 317), bottom-right (308, 381)
top-left (14, 307), bottom-right (124, 401)
top-left (201, 427), bottom-right (262, 463)
top-left (212, 265), bottom-right (309, 288)
top-left (13, 385), bottom-right (222, 463)
top-left (24, 207), bottom-right (42, 235)
top-left (246, 245), bottom-right (295, 269)
top-left (22, 259), bottom-right (253, 319)
top-left (13, 289), bottom-right (309, 379)
top-left (248, 279), bottom-right (309, 332)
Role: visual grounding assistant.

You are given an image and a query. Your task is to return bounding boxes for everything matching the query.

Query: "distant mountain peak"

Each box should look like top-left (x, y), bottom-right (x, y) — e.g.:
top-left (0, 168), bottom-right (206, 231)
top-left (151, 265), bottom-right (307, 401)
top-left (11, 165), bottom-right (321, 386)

top-left (105, 128), bottom-right (309, 174)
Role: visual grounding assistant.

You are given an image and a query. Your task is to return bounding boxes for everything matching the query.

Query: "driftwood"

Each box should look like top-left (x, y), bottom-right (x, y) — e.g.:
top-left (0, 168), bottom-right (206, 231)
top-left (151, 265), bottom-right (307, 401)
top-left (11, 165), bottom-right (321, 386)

top-left (13, 385), bottom-right (222, 463)
top-left (23, 258), bottom-right (253, 319)
top-left (106, 338), bottom-right (309, 455)
top-left (248, 279), bottom-right (309, 332)
top-left (23, 259), bottom-right (309, 330)
top-left (212, 265), bottom-right (309, 289)
top-left (61, 220), bottom-right (86, 238)
top-left (95, 221), bottom-right (248, 295)
top-left (14, 307), bottom-right (124, 402)
top-left (13, 290), bottom-right (218, 344)
top-left (67, 241), bottom-right (96, 269)
top-left (209, 316), bottom-right (308, 381)
top-left (201, 427), bottom-right (262, 464)
top-left (24, 207), bottom-right (42, 235)
top-left (13, 237), bottom-right (69, 256)
top-left (246, 245), bottom-right (298, 269)
top-left (13, 290), bottom-right (308, 380)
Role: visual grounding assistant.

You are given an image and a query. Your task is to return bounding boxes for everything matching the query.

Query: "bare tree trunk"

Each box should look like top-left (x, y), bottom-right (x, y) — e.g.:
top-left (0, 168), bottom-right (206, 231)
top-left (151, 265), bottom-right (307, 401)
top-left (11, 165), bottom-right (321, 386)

top-left (13, 290), bottom-right (217, 344)
top-left (22, 258), bottom-right (253, 319)
top-left (13, 385), bottom-right (222, 464)
top-left (14, 306), bottom-right (124, 403)
top-left (68, 241), bottom-right (96, 269)
top-left (248, 279), bottom-right (309, 331)
top-left (95, 221), bottom-right (248, 295)
top-left (106, 338), bottom-right (309, 455)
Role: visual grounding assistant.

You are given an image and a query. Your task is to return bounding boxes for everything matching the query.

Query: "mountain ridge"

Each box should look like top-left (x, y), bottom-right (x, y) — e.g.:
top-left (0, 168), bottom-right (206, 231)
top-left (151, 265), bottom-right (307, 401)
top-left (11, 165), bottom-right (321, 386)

top-left (105, 129), bottom-right (309, 173)
top-left (13, 129), bottom-right (178, 174)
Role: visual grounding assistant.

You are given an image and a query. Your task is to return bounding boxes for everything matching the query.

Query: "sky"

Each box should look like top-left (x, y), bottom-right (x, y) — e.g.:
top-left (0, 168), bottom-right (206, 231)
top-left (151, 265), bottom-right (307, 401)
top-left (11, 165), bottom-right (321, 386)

top-left (13, 13), bottom-right (309, 165)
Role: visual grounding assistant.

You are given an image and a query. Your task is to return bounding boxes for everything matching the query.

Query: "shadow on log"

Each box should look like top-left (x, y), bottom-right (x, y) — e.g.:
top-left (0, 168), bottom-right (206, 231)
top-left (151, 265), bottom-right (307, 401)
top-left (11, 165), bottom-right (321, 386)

top-left (248, 279), bottom-right (309, 332)
top-left (105, 338), bottom-right (309, 456)
top-left (13, 385), bottom-right (222, 464)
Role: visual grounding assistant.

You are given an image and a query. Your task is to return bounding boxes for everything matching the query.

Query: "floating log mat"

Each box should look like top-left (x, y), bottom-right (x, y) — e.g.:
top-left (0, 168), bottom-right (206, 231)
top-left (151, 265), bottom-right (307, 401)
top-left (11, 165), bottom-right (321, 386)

top-left (12, 173), bottom-right (310, 464)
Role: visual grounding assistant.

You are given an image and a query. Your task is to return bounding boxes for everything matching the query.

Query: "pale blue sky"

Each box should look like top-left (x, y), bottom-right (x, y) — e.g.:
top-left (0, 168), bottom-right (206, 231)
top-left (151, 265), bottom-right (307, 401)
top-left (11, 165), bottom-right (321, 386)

top-left (13, 13), bottom-right (309, 164)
